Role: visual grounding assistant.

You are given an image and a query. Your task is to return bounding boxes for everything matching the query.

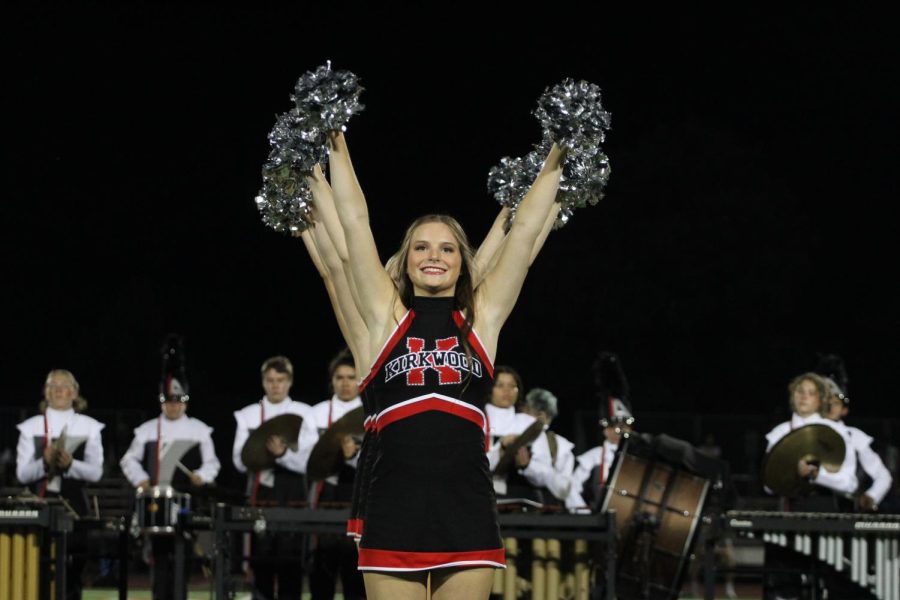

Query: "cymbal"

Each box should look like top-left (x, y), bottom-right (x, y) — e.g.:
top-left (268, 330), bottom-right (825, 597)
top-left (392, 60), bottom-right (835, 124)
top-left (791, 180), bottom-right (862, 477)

top-left (307, 406), bottom-right (365, 482)
top-left (45, 429), bottom-right (68, 477)
top-left (493, 419), bottom-right (545, 476)
top-left (241, 414), bottom-right (304, 472)
top-left (763, 423), bottom-right (846, 498)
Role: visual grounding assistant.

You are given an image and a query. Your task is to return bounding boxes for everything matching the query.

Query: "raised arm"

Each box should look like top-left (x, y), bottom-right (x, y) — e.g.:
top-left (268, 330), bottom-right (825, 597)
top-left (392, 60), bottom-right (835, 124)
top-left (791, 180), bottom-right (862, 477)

top-left (307, 164), bottom-right (367, 314)
top-left (475, 144), bottom-right (565, 351)
top-left (478, 201), bottom-right (561, 284)
top-left (473, 207), bottom-right (510, 286)
top-left (326, 132), bottom-right (398, 338)
top-left (299, 228), bottom-right (368, 367)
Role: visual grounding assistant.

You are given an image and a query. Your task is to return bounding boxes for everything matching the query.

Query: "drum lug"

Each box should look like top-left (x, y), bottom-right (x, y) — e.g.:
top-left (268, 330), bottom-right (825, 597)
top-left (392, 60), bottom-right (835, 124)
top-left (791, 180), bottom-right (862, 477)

top-left (253, 518), bottom-right (267, 534)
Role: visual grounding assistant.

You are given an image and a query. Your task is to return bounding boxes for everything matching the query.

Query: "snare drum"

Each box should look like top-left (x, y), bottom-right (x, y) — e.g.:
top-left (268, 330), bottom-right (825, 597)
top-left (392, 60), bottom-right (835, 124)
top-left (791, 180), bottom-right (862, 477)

top-left (134, 486), bottom-right (191, 534)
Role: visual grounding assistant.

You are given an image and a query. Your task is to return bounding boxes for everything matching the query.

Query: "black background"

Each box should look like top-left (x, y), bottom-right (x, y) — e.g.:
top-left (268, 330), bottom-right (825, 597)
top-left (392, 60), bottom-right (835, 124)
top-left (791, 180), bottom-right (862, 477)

top-left (5, 4), bottom-right (898, 451)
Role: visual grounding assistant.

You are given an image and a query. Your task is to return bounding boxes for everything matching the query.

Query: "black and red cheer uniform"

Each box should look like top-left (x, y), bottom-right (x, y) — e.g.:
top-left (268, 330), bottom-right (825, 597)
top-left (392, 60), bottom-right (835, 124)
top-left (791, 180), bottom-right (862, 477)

top-left (351, 296), bottom-right (504, 572)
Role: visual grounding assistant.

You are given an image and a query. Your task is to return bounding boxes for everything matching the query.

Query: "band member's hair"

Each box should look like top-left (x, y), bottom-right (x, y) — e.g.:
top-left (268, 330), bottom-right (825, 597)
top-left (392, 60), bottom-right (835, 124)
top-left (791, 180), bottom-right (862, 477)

top-left (41, 369), bottom-right (88, 413)
top-left (261, 355), bottom-right (294, 380)
top-left (787, 372), bottom-right (828, 414)
top-left (328, 347), bottom-right (356, 379)
top-left (492, 365), bottom-right (525, 408)
top-left (525, 387), bottom-right (559, 419)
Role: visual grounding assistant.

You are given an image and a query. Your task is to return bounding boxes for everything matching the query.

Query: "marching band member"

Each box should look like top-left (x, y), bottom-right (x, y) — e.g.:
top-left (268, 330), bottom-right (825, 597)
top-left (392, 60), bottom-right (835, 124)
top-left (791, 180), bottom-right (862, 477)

top-left (233, 355), bottom-right (314, 600)
top-left (120, 335), bottom-right (219, 600)
top-left (764, 372), bottom-right (858, 508)
top-left (303, 348), bottom-right (366, 600)
top-left (823, 378), bottom-right (893, 512)
top-left (16, 369), bottom-right (105, 600)
top-left (485, 366), bottom-right (553, 500)
top-left (519, 387), bottom-right (577, 506)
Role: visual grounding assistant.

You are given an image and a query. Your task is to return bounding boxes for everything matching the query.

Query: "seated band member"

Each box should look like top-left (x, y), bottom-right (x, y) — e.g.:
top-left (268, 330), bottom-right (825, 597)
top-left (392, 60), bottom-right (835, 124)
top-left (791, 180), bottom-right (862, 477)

top-left (119, 336), bottom-right (220, 600)
top-left (16, 369), bottom-right (105, 600)
top-left (302, 348), bottom-right (366, 600)
top-left (233, 355), bottom-right (315, 600)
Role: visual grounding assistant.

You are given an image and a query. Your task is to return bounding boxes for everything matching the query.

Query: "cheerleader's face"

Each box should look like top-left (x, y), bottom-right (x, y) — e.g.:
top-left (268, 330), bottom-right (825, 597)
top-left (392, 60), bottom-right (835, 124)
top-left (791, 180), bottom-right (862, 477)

top-left (45, 373), bottom-right (77, 410)
top-left (491, 373), bottom-right (519, 409)
top-left (406, 222), bottom-right (461, 297)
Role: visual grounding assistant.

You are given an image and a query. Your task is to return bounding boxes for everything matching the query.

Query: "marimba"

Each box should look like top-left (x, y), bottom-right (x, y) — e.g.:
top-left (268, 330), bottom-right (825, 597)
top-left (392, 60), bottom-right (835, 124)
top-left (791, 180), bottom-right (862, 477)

top-left (0, 498), bottom-right (73, 600)
top-left (720, 510), bottom-right (900, 600)
top-left (194, 504), bottom-right (617, 599)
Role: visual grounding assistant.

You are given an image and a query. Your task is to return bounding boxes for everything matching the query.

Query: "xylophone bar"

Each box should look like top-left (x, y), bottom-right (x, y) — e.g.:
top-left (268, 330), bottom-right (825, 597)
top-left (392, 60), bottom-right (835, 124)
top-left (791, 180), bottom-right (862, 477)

top-left (721, 510), bottom-right (900, 600)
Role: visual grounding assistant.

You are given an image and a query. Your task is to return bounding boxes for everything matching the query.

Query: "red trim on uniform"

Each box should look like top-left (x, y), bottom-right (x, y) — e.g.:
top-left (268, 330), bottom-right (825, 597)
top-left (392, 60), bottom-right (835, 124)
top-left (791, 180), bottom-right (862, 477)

top-left (364, 416), bottom-right (375, 432)
top-left (359, 311), bottom-right (416, 393)
top-left (451, 311), bottom-right (494, 378)
top-left (358, 547), bottom-right (506, 570)
top-left (376, 397), bottom-right (485, 433)
top-left (40, 414), bottom-right (50, 497)
top-left (346, 518), bottom-right (364, 536)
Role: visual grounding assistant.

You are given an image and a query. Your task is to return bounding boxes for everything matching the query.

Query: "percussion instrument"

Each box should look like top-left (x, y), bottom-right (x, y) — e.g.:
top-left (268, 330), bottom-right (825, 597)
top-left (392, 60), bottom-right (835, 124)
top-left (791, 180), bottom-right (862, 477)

top-left (133, 485), bottom-right (191, 534)
top-left (240, 414), bottom-right (303, 471)
top-left (724, 510), bottom-right (900, 600)
top-left (200, 504), bottom-right (617, 600)
top-left (307, 407), bottom-right (364, 481)
top-left (762, 424), bottom-right (846, 497)
top-left (601, 436), bottom-right (711, 600)
top-left (493, 420), bottom-right (545, 476)
top-left (0, 496), bottom-right (72, 600)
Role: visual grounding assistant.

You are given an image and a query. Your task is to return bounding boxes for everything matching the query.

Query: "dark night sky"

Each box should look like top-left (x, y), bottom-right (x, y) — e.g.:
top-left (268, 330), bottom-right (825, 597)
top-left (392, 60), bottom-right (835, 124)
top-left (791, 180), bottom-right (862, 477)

top-left (5, 4), bottom-right (899, 447)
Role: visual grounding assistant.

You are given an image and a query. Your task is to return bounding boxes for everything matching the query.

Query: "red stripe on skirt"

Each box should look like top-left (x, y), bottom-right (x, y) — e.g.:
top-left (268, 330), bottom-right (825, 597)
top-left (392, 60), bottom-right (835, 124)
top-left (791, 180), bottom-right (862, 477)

top-left (358, 547), bottom-right (505, 570)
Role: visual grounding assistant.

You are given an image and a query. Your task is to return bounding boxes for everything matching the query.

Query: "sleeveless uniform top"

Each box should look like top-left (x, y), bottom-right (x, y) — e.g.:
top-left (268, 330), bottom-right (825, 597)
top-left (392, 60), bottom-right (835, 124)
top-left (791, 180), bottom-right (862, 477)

top-left (353, 296), bottom-right (505, 571)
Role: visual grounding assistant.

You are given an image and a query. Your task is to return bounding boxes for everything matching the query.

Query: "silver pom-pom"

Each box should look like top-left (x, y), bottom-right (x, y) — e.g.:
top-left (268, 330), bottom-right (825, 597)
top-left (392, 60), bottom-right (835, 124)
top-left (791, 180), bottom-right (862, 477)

top-left (255, 62), bottom-right (365, 234)
top-left (291, 60), bottom-right (365, 136)
top-left (533, 78), bottom-right (611, 151)
top-left (267, 109), bottom-right (329, 176)
top-left (536, 79), bottom-right (612, 228)
top-left (556, 145), bottom-right (611, 228)
top-left (255, 158), bottom-right (313, 233)
top-left (487, 149), bottom-right (546, 229)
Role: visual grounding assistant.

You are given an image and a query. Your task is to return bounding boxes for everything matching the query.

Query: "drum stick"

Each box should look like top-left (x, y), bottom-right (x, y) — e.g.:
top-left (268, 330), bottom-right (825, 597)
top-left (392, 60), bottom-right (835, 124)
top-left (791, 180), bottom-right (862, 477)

top-left (175, 461), bottom-right (194, 478)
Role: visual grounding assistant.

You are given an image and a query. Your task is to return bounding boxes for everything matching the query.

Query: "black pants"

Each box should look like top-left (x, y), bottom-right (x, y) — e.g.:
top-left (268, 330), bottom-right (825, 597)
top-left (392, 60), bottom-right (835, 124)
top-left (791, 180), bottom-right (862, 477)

top-left (250, 532), bottom-right (305, 600)
top-left (309, 534), bottom-right (366, 600)
top-left (151, 536), bottom-right (188, 600)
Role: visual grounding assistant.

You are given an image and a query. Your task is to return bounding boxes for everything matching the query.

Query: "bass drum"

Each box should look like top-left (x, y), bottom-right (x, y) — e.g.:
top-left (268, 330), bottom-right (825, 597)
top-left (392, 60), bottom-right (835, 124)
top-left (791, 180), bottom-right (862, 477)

top-left (601, 439), bottom-right (710, 600)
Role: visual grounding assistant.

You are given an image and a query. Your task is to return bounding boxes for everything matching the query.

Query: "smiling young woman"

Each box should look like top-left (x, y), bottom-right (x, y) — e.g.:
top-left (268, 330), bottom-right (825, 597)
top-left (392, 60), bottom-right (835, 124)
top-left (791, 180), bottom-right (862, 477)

top-left (292, 129), bottom-right (565, 600)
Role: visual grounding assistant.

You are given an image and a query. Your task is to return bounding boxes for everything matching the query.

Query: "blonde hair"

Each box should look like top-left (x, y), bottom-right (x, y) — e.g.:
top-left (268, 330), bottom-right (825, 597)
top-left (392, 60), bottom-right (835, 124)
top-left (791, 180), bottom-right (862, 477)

top-left (40, 369), bottom-right (88, 413)
top-left (787, 372), bottom-right (828, 415)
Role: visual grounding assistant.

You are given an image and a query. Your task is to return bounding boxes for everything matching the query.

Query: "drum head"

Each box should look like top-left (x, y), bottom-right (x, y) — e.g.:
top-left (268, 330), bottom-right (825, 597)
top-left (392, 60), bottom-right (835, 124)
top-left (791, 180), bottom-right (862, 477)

top-left (601, 440), bottom-right (710, 600)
